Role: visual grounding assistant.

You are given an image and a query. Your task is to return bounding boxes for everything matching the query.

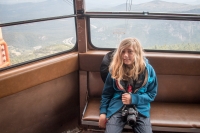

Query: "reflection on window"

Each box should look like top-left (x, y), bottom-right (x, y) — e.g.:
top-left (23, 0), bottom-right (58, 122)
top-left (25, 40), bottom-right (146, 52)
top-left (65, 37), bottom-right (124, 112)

top-left (2, 18), bottom-right (76, 65)
top-left (86, 0), bottom-right (200, 13)
top-left (90, 18), bottom-right (200, 51)
top-left (0, 0), bottom-right (74, 23)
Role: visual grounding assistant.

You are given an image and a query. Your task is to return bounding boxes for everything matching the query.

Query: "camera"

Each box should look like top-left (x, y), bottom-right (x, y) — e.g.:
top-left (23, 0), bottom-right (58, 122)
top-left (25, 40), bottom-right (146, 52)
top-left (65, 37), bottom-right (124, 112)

top-left (122, 106), bottom-right (138, 126)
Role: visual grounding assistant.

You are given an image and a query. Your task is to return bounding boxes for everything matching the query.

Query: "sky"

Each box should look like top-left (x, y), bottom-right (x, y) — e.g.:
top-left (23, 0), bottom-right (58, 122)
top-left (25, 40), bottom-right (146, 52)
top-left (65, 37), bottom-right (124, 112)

top-left (91, 0), bottom-right (197, 4)
top-left (0, 0), bottom-right (46, 4)
top-left (0, 0), bottom-right (199, 5)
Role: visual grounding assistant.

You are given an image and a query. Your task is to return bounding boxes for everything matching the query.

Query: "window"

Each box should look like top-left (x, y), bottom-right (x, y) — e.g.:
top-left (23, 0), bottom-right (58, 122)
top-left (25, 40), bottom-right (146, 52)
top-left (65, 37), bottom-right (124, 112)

top-left (90, 18), bottom-right (200, 51)
top-left (2, 18), bottom-right (76, 65)
top-left (0, 0), bottom-right (76, 69)
top-left (86, 0), bottom-right (200, 52)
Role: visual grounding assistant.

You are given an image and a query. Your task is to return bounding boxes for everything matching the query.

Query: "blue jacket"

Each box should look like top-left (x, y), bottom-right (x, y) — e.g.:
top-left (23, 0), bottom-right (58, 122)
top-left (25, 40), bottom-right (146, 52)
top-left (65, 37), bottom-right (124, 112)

top-left (99, 60), bottom-right (158, 118)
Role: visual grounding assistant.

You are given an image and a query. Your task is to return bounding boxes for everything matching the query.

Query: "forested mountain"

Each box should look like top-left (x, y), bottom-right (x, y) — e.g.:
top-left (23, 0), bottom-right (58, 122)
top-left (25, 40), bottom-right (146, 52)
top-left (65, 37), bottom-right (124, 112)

top-left (88, 0), bottom-right (200, 13)
top-left (114, 0), bottom-right (200, 12)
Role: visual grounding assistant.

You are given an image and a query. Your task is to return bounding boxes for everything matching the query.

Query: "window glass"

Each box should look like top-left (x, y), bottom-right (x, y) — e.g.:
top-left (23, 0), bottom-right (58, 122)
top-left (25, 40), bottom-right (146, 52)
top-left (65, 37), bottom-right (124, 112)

top-left (1, 18), bottom-right (76, 66)
top-left (90, 18), bottom-right (200, 51)
top-left (86, 0), bottom-right (200, 13)
top-left (0, 0), bottom-right (74, 23)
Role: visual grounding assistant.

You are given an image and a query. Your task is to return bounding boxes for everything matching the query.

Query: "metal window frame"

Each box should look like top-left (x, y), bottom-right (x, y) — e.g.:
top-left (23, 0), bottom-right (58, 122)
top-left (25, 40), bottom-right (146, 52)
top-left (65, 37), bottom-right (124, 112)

top-left (85, 11), bottom-right (200, 21)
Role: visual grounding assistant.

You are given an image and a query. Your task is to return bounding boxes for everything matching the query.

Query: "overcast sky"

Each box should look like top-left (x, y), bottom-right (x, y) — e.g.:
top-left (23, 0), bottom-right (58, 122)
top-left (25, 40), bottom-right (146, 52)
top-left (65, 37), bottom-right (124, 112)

top-left (0, 0), bottom-right (46, 4)
top-left (86, 0), bottom-right (199, 5)
top-left (0, 0), bottom-right (199, 5)
top-left (96, 0), bottom-right (197, 4)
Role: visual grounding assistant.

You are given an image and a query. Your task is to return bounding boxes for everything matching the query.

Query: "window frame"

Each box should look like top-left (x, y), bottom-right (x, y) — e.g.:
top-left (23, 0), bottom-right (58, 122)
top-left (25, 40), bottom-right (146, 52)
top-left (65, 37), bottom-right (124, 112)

top-left (0, 1), bottom-right (78, 71)
top-left (86, 11), bottom-right (200, 54)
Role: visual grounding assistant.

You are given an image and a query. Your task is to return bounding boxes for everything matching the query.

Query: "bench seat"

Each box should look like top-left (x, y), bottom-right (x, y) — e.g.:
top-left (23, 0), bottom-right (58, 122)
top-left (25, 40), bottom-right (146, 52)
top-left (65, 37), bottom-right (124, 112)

top-left (82, 98), bottom-right (200, 132)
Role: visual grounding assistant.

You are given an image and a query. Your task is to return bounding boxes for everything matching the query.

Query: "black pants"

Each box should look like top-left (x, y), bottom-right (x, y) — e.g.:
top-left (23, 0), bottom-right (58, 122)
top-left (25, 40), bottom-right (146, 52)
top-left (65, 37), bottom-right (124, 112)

top-left (105, 112), bottom-right (152, 133)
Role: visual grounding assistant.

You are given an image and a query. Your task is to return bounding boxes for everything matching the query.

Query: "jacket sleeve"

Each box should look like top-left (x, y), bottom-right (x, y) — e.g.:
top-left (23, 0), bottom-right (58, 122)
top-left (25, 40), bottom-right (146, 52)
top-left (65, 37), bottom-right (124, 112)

top-left (131, 65), bottom-right (158, 105)
top-left (99, 73), bottom-right (115, 115)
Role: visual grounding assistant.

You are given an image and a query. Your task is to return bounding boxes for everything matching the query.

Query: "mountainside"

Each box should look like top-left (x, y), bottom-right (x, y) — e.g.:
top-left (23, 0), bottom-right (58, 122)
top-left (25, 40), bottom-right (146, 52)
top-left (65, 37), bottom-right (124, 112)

top-left (182, 8), bottom-right (200, 13)
top-left (0, 0), bottom-right (73, 23)
top-left (103, 0), bottom-right (200, 12)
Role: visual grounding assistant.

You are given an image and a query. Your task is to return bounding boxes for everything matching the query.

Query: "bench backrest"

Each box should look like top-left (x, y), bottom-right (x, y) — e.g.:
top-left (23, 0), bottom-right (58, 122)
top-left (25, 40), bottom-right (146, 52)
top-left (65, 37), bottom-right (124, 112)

top-left (80, 51), bottom-right (200, 103)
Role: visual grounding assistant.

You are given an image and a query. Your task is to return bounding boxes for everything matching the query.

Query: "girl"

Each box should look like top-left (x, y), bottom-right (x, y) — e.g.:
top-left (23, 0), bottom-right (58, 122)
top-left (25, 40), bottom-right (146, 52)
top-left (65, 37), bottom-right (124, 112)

top-left (99, 37), bottom-right (158, 133)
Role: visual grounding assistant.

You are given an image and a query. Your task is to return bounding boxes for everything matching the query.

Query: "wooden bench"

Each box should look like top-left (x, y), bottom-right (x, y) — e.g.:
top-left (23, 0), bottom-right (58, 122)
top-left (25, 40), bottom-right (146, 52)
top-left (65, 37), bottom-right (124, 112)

top-left (79, 51), bottom-right (200, 132)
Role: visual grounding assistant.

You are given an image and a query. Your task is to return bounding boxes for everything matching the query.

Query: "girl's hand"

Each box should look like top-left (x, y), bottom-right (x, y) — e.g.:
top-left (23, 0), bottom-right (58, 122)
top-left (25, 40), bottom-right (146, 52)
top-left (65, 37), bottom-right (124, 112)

top-left (99, 114), bottom-right (107, 128)
top-left (122, 93), bottom-right (131, 104)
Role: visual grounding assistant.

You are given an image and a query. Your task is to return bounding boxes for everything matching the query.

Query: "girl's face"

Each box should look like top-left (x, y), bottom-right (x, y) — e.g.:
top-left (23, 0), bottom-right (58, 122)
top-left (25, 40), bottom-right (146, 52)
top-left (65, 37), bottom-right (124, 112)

top-left (121, 46), bottom-right (135, 66)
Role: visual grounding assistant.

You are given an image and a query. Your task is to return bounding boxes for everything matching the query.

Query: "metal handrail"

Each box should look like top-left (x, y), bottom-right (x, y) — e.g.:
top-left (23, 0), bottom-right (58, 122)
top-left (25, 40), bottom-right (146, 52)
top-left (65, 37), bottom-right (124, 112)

top-left (84, 11), bottom-right (200, 21)
top-left (0, 14), bottom-right (77, 27)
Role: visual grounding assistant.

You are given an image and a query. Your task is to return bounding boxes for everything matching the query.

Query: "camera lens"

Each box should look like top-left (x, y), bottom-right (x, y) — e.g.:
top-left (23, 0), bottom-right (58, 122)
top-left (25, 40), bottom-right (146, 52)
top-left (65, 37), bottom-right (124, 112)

top-left (127, 108), bottom-right (137, 126)
top-left (127, 115), bottom-right (136, 126)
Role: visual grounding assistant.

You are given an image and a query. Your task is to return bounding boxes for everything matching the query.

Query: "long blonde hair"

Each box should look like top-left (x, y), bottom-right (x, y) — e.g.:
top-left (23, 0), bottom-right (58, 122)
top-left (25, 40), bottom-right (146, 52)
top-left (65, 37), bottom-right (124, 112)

top-left (109, 37), bottom-right (146, 81)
